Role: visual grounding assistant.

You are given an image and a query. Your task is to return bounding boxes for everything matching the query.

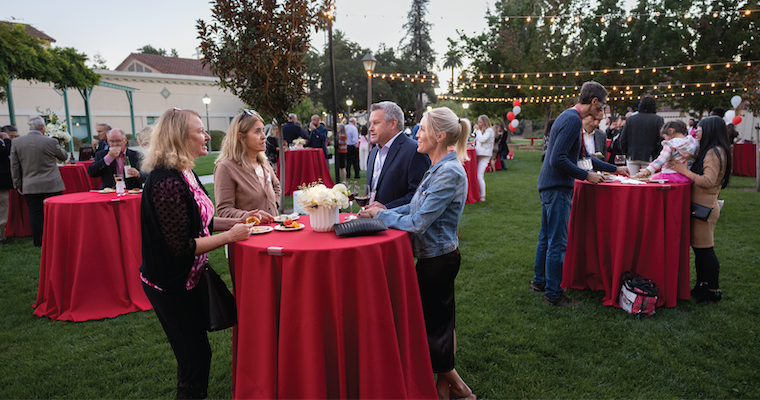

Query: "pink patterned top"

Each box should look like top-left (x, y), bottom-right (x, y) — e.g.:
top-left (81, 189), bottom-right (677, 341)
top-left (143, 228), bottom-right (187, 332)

top-left (645, 135), bottom-right (699, 175)
top-left (182, 170), bottom-right (214, 290)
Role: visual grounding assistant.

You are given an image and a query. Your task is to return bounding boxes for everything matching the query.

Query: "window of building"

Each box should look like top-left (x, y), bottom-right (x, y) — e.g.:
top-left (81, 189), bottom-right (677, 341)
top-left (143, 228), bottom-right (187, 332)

top-left (147, 116), bottom-right (159, 125)
top-left (70, 116), bottom-right (89, 139)
top-left (127, 62), bottom-right (152, 73)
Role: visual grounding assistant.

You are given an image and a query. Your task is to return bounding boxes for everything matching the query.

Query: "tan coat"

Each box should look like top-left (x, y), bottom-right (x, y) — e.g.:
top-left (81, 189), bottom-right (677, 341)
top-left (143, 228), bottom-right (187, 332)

top-left (10, 131), bottom-right (67, 194)
top-left (214, 159), bottom-right (281, 218)
top-left (690, 148), bottom-right (726, 248)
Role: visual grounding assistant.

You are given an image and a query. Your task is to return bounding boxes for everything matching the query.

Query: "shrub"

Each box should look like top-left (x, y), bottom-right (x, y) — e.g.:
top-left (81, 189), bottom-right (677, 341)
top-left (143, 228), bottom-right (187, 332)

top-left (209, 130), bottom-right (226, 151)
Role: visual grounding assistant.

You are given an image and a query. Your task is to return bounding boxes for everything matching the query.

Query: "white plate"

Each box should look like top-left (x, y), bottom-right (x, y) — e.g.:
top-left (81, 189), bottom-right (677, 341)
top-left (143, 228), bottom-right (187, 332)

top-left (249, 226), bottom-right (274, 235)
top-left (97, 189), bottom-right (116, 194)
top-left (128, 189), bottom-right (143, 194)
top-left (274, 214), bottom-right (300, 222)
top-left (275, 224), bottom-right (305, 232)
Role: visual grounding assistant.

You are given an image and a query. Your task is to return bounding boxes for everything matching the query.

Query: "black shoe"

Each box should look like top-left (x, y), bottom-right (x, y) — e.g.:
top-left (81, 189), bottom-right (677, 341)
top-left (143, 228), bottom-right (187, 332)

top-left (691, 283), bottom-right (709, 298)
top-left (697, 289), bottom-right (722, 303)
top-left (530, 280), bottom-right (546, 292)
top-left (544, 294), bottom-right (582, 307)
top-left (0, 238), bottom-right (9, 245)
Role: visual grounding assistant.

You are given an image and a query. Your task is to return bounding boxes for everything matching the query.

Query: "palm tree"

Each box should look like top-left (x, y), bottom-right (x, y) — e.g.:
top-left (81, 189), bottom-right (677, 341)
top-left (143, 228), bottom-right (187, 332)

top-left (442, 47), bottom-right (462, 95)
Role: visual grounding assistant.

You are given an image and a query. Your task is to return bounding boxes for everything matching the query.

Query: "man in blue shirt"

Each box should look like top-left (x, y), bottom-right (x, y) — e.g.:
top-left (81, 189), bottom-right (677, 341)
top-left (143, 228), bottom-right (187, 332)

top-left (345, 117), bottom-right (360, 179)
top-left (532, 81), bottom-right (629, 307)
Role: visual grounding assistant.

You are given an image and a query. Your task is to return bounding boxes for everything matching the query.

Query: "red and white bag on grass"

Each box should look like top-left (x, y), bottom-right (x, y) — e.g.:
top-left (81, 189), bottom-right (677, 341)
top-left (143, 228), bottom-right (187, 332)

top-left (618, 271), bottom-right (658, 317)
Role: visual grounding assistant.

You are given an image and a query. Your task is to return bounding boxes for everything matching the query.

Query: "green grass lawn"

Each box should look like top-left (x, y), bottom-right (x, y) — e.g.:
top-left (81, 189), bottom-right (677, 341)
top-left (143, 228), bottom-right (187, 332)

top-left (1, 150), bottom-right (758, 398)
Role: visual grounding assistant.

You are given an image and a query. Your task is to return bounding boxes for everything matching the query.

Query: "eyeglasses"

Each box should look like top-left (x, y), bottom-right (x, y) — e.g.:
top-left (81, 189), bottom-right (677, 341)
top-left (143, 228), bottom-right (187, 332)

top-left (241, 109), bottom-right (260, 120)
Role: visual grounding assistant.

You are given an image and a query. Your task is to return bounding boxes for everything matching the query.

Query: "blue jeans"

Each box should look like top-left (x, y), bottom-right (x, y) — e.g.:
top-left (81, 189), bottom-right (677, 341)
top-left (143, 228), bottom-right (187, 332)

top-left (533, 187), bottom-right (573, 299)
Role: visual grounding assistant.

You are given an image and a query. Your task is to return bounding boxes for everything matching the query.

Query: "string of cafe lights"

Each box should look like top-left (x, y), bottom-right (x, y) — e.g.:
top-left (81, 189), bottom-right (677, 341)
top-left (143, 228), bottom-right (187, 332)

top-left (460, 60), bottom-right (758, 81)
top-left (438, 87), bottom-right (754, 104)
top-left (337, 8), bottom-right (757, 22)
top-left (465, 80), bottom-right (745, 92)
top-left (369, 72), bottom-right (437, 83)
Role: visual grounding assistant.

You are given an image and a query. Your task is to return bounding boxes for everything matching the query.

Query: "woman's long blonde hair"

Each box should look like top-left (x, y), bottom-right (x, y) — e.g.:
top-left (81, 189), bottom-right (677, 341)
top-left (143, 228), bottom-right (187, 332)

top-left (142, 108), bottom-right (203, 172)
top-left (216, 111), bottom-right (268, 168)
top-left (424, 107), bottom-right (471, 163)
top-left (478, 114), bottom-right (492, 131)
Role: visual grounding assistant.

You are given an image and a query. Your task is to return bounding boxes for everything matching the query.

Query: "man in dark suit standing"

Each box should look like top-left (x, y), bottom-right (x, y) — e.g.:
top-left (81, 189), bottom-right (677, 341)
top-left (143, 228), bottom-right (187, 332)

top-left (366, 101), bottom-right (430, 209)
top-left (281, 113), bottom-right (308, 146)
top-left (0, 126), bottom-right (17, 244)
top-left (308, 115), bottom-right (329, 159)
top-left (619, 96), bottom-right (664, 175)
top-left (10, 116), bottom-right (68, 246)
top-left (88, 128), bottom-right (145, 190)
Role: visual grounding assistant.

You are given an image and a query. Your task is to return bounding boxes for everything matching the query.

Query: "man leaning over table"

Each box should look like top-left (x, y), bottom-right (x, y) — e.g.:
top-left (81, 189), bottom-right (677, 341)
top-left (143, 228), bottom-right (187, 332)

top-left (88, 128), bottom-right (145, 190)
top-left (531, 81), bottom-right (629, 307)
top-left (366, 101), bottom-right (430, 209)
top-left (10, 116), bottom-right (68, 247)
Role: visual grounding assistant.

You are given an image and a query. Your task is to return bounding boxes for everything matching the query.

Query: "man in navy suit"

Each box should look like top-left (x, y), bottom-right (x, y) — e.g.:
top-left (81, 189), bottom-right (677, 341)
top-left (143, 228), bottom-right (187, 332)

top-left (88, 128), bottom-right (145, 190)
top-left (366, 101), bottom-right (430, 209)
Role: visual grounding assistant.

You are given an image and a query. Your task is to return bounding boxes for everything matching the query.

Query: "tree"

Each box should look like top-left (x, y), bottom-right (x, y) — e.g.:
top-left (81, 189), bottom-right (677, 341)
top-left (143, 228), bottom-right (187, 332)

top-left (51, 47), bottom-right (100, 90)
top-left (442, 38), bottom-right (462, 95)
top-left (92, 52), bottom-right (108, 69)
top-left (197, 0), bottom-right (332, 121)
top-left (0, 23), bottom-right (59, 102)
top-left (170, 48), bottom-right (179, 58)
top-left (400, 0), bottom-right (437, 122)
top-left (137, 44), bottom-right (167, 56)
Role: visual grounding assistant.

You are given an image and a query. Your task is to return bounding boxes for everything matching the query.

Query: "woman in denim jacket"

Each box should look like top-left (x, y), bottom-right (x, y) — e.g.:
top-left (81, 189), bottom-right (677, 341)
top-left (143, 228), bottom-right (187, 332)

top-left (359, 107), bottom-right (475, 400)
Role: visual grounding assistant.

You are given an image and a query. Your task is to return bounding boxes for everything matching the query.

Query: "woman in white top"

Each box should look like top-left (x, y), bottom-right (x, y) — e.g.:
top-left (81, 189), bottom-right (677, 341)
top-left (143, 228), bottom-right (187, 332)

top-left (474, 115), bottom-right (495, 201)
top-left (359, 125), bottom-right (371, 170)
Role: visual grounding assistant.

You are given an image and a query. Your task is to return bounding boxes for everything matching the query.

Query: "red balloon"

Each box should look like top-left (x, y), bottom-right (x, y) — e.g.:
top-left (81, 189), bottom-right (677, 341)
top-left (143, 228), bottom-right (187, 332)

top-left (507, 111), bottom-right (515, 121)
top-left (733, 115), bottom-right (742, 125)
top-left (508, 124), bottom-right (516, 132)
top-left (513, 99), bottom-right (521, 107)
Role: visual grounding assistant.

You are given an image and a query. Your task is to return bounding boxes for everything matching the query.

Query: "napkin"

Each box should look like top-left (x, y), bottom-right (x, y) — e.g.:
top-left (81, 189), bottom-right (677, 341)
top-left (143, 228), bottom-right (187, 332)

top-left (620, 178), bottom-right (646, 185)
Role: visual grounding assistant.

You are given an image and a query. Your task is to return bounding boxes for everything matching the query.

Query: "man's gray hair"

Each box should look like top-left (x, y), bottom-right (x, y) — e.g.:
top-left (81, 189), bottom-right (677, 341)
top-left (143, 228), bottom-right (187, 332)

top-left (28, 116), bottom-right (46, 131)
top-left (349, 117), bottom-right (357, 124)
top-left (288, 113), bottom-right (297, 121)
top-left (370, 101), bottom-right (404, 131)
top-left (108, 128), bottom-right (127, 139)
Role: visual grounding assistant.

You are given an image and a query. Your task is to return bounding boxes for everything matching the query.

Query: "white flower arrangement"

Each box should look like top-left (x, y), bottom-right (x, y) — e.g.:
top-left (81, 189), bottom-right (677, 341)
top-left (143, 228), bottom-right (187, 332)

top-left (37, 107), bottom-right (71, 143)
top-left (292, 138), bottom-right (307, 147)
top-left (297, 182), bottom-right (349, 210)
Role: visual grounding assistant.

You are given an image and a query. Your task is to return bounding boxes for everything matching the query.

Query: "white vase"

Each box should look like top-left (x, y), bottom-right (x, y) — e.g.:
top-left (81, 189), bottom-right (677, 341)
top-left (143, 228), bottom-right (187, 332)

top-left (308, 206), bottom-right (339, 232)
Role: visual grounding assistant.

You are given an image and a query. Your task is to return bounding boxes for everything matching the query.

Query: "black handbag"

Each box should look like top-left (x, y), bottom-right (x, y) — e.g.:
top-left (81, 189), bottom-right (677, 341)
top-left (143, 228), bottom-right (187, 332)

top-left (334, 218), bottom-right (388, 237)
top-left (200, 264), bottom-right (237, 332)
top-left (690, 202), bottom-right (712, 221)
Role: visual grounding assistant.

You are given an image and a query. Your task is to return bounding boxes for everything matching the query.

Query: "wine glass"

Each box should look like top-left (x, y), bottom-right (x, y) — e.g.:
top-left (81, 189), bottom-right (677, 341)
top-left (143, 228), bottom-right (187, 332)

top-left (355, 184), bottom-right (371, 211)
top-left (345, 180), bottom-right (359, 220)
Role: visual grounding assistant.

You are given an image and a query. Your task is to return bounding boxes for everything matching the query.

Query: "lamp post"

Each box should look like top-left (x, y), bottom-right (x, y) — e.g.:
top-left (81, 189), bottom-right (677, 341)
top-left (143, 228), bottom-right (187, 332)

top-left (462, 102), bottom-right (469, 119)
top-left (202, 94), bottom-right (211, 130)
top-left (362, 51), bottom-right (377, 114)
top-left (345, 99), bottom-right (353, 121)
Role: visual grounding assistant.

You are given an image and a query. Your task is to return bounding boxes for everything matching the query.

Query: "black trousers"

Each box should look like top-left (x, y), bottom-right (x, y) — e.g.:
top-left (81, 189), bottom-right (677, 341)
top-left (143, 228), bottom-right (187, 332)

top-left (143, 283), bottom-right (211, 398)
top-left (347, 145), bottom-right (360, 178)
top-left (416, 249), bottom-right (460, 373)
top-left (693, 247), bottom-right (720, 290)
top-left (24, 192), bottom-right (62, 247)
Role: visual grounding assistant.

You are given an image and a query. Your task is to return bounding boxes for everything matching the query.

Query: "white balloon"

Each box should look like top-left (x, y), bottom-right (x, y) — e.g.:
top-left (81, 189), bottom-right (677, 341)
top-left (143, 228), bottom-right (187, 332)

top-left (511, 119), bottom-right (519, 128)
top-left (731, 95), bottom-right (742, 108)
top-left (725, 110), bottom-right (735, 122)
top-left (513, 106), bottom-right (521, 116)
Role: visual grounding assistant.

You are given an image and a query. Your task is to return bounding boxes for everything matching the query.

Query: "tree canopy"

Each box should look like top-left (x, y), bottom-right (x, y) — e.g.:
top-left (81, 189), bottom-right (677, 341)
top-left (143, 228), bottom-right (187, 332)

top-left (197, 0), bottom-right (332, 122)
top-left (0, 23), bottom-right (99, 102)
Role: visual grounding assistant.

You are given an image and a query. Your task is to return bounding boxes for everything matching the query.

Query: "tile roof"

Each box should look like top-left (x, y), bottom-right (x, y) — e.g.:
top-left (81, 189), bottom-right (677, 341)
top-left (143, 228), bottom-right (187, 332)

top-left (115, 53), bottom-right (214, 77)
top-left (1, 22), bottom-right (56, 43)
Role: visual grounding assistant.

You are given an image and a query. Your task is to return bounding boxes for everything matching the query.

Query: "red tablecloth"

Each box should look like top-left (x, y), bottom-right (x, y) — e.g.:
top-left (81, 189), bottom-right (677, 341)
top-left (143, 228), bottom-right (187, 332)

top-left (277, 148), bottom-right (336, 195)
top-left (732, 142), bottom-right (757, 177)
top-left (33, 192), bottom-right (151, 321)
top-left (58, 164), bottom-right (91, 194)
top-left (462, 148), bottom-right (480, 204)
top-left (229, 214), bottom-right (437, 399)
top-left (4, 189), bottom-right (32, 237)
top-left (76, 160), bottom-right (100, 189)
top-left (562, 180), bottom-right (691, 308)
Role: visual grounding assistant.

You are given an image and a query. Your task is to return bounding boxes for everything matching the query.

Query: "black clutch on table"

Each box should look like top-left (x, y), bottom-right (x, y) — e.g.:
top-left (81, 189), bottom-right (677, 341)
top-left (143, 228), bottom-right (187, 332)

top-left (334, 218), bottom-right (388, 237)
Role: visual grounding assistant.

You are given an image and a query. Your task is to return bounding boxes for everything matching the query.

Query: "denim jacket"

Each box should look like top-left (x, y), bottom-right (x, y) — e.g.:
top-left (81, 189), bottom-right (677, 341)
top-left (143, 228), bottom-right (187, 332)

top-left (375, 151), bottom-right (467, 259)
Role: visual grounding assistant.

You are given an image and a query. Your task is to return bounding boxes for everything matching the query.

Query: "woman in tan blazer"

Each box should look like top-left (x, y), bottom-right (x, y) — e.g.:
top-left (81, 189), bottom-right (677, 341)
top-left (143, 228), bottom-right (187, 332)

top-left (214, 110), bottom-right (280, 219)
top-left (671, 116), bottom-right (731, 303)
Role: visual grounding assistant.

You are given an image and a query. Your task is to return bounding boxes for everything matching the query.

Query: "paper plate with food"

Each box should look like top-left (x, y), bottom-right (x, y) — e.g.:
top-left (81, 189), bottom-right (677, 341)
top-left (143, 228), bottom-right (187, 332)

top-left (128, 188), bottom-right (142, 194)
top-left (97, 188), bottom-right (116, 194)
top-left (249, 226), bottom-right (273, 235)
top-left (274, 213), bottom-right (300, 222)
top-left (275, 219), bottom-right (304, 231)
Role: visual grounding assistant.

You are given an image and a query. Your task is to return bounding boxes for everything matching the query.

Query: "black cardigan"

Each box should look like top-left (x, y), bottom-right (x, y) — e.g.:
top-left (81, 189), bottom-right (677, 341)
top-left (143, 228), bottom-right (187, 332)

top-left (140, 167), bottom-right (213, 292)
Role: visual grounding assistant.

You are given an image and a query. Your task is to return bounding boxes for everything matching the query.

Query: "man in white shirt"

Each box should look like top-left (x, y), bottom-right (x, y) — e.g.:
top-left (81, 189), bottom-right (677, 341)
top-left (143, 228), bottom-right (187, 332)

top-left (582, 115), bottom-right (607, 159)
top-left (366, 101), bottom-right (430, 209)
top-left (345, 117), bottom-right (360, 179)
